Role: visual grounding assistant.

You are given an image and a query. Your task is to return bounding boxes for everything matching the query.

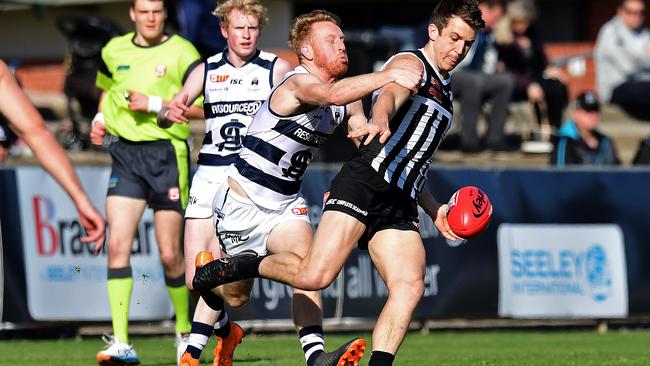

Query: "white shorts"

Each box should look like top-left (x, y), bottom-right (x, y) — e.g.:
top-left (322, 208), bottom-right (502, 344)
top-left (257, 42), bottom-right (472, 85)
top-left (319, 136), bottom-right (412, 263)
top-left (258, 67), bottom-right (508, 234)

top-left (212, 183), bottom-right (311, 256)
top-left (185, 166), bottom-right (229, 219)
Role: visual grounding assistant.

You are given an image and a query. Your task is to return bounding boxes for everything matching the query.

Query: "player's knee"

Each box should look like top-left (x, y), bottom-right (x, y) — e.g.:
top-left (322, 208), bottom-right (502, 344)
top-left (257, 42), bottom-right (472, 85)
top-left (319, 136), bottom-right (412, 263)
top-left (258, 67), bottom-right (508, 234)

top-left (184, 276), bottom-right (194, 290)
top-left (158, 250), bottom-right (180, 268)
top-left (224, 293), bottom-right (250, 308)
top-left (297, 271), bottom-right (334, 291)
top-left (184, 267), bottom-right (196, 289)
top-left (391, 278), bottom-right (425, 302)
top-left (107, 238), bottom-right (128, 257)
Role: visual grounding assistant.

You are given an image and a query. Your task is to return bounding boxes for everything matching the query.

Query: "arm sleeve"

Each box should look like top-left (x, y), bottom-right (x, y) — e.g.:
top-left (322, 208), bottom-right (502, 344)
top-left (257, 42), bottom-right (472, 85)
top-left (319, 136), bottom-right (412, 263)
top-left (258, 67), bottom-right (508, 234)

top-left (179, 42), bottom-right (203, 107)
top-left (551, 137), bottom-right (575, 167)
top-left (95, 48), bottom-right (114, 91)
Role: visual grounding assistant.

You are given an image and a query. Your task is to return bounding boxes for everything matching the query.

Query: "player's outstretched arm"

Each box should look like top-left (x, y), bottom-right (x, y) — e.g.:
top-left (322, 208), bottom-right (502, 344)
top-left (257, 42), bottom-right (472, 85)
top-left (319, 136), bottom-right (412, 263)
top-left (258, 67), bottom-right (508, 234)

top-left (0, 60), bottom-right (106, 250)
top-left (343, 100), bottom-right (368, 147)
top-left (158, 62), bottom-right (206, 128)
top-left (279, 65), bottom-right (420, 111)
top-left (350, 54), bottom-right (424, 145)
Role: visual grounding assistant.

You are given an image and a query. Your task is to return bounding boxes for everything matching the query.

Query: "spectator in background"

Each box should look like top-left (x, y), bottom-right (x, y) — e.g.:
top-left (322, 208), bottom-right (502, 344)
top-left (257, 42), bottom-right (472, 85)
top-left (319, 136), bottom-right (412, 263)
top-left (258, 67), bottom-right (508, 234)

top-left (0, 119), bottom-right (17, 163)
top-left (0, 59), bottom-right (105, 243)
top-left (632, 134), bottom-right (650, 164)
top-left (451, 0), bottom-right (514, 152)
top-left (169, 0), bottom-right (226, 60)
top-left (595, 0), bottom-right (650, 120)
top-left (551, 91), bottom-right (620, 166)
top-left (493, 0), bottom-right (568, 130)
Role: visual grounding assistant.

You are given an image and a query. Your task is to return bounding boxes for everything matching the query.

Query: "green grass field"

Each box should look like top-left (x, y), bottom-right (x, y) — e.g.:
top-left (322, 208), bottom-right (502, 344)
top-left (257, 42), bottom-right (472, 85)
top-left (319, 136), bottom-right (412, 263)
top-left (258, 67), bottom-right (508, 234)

top-left (1, 330), bottom-right (649, 365)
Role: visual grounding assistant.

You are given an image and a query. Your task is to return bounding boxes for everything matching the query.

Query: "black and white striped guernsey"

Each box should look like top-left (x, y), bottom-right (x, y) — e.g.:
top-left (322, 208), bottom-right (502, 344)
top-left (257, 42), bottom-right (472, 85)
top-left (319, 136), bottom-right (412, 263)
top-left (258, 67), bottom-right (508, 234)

top-left (354, 49), bottom-right (453, 199)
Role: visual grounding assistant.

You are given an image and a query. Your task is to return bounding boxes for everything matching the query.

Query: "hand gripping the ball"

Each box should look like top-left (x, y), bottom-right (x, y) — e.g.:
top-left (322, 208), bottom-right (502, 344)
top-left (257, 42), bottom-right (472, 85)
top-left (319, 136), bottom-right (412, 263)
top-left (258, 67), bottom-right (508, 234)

top-left (446, 186), bottom-right (493, 239)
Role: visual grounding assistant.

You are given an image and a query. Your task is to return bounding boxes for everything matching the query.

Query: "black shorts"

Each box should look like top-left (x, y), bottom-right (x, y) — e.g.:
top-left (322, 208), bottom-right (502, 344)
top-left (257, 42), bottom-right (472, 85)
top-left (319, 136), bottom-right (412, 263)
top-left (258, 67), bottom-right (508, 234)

top-left (323, 159), bottom-right (419, 249)
top-left (107, 138), bottom-right (189, 211)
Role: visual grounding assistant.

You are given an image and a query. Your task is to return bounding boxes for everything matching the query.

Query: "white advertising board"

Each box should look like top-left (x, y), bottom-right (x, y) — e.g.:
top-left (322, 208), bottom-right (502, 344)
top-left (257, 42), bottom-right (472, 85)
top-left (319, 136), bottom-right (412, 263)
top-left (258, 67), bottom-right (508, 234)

top-left (16, 166), bottom-right (173, 321)
top-left (498, 224), bottom-right (628, 318)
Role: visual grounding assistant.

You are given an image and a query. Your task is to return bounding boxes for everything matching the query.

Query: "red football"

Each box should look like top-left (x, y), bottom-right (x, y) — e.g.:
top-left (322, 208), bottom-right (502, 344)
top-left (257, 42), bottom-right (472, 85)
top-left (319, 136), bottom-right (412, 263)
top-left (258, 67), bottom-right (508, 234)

top-left (446, 186), bottom-right (493, 239)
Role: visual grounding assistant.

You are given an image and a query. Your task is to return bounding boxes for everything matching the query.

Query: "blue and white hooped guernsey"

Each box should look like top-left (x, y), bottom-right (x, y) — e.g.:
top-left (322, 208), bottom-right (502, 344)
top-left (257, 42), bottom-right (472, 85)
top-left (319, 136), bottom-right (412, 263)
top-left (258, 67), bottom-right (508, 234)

top-left (199, 49), bottom-right (277, 168)
top-left (228, 66), bottom-right (347, 210)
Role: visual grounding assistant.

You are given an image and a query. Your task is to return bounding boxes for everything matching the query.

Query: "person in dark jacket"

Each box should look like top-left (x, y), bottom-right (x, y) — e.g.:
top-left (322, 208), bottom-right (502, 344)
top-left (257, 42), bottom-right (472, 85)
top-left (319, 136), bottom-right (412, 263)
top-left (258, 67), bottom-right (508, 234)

top-left (493, 0), bottom-right (568, 130)
top-left (551, 91), bottom-right (620, 166)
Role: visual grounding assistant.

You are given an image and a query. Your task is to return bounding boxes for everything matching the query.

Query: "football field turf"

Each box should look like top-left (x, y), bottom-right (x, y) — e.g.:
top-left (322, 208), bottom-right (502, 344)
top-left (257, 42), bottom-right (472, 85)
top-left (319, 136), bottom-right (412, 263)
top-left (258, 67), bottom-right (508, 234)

top-left (1, 330), bottom-right (649, 365)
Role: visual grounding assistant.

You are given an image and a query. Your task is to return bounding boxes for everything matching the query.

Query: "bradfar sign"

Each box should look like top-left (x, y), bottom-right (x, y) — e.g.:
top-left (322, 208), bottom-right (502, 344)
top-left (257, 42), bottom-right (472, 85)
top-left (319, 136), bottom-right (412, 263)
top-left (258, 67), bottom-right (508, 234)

top-left (497, 224), bottom-right (628, 318)
top-left (16, 167), bottom-right (173, 321)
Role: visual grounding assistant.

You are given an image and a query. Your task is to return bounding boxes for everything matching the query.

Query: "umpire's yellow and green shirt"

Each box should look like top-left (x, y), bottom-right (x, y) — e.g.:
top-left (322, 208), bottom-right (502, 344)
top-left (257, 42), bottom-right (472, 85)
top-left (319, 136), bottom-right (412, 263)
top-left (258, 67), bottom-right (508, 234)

top-left (96, 32), bottom-right (201, 141)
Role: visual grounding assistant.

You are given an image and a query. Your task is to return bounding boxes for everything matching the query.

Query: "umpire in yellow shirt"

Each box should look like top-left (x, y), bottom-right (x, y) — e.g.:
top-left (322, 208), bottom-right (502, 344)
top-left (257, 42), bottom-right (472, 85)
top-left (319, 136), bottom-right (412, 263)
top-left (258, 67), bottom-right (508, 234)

top-left (90, 0), bottom-right (203, 364)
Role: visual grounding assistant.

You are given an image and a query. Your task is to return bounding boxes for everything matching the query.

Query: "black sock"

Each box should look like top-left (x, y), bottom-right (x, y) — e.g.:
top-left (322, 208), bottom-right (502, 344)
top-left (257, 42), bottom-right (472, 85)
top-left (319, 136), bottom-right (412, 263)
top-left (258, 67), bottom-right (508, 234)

top-left (238, 253), bottom-right (267, 279)
top-left (213, 310), bottom-right (231, 339)
top-left (368, 351), bottom-right (395, 366)
top-left (298, 325), bottom-right (324, 366)
top-left (201, 289), bottom-right (224, 312)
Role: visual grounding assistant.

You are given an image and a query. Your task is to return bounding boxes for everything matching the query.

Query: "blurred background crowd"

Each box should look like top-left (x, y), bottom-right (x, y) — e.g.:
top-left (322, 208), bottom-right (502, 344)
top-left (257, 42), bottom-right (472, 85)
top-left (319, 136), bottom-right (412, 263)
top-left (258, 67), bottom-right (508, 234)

top-left (2, 0), bottom-right (650, 166)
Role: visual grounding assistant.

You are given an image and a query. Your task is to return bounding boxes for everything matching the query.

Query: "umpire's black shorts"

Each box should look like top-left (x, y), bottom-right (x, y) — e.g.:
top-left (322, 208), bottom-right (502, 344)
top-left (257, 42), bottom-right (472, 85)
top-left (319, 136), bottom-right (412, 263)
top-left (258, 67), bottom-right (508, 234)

top-left (323, 158), bottom-right (419, 249)
top-left (107, 138), bottom-right (190, 211)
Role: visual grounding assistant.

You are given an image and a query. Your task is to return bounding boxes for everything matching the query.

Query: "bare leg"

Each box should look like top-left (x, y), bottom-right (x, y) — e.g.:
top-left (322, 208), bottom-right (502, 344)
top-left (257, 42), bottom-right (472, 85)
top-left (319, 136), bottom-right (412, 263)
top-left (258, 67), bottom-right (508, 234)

top-left (106, 196), bottom-right (146, 269)
top-left (154, 209), bottom-right (185, 278)
top-left (185, 217), bottom-right (222, 324)
top-left (266, 220), bottom-right (322, 328)
top-left (154, 209), bottom-right (191, 337)
top-left (105, 196), bottom-right (147, 343)
top-left (259, 211), bottom-right (366, 290)
top-left (367, 229), bottom-right (425, 355)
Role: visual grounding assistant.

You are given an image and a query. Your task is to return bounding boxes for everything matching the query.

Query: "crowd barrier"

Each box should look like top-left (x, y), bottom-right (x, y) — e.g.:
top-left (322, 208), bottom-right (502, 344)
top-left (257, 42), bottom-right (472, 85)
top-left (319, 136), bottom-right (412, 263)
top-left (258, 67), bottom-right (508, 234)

top-left (1, 165), bottom-right (649, 326)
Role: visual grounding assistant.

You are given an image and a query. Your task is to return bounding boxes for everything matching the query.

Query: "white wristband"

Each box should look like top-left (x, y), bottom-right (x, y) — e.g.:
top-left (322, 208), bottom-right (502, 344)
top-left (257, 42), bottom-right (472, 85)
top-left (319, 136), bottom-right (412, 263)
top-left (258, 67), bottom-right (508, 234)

top-left (147, 96), bottom-right (163, 113)
top-left (91, 112), bottom-right (105, 128)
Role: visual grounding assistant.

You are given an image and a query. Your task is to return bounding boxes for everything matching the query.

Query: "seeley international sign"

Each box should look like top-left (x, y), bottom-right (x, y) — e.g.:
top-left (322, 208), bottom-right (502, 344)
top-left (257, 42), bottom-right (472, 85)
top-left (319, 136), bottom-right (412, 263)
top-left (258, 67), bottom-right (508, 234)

top-left (498, 224), bottom-right (628, 318)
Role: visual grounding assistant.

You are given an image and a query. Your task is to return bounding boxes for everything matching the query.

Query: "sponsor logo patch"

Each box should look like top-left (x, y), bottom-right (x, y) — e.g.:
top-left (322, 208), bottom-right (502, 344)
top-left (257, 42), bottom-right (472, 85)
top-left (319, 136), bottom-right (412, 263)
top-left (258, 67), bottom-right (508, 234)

top-left (168, 187), bottom-right (180, 201)
top-left (250, 77), bottom-right (259, 89)
top-left (188, 195), bottom-right (198, 205)
top-left (220, 232), bottom-right (250, 244)
top-left (155, 64), bottom-right (167, 77)
top-left (108, 176), bottom-right (119, 189)
top-left (292, 207), bottom-right (309, 216)
top-left (325, 198), bottom-right (368, 216)
top-left (209, 100), bottom-right (263, 117)
top-left (211, 74), bottom-right (229, 82)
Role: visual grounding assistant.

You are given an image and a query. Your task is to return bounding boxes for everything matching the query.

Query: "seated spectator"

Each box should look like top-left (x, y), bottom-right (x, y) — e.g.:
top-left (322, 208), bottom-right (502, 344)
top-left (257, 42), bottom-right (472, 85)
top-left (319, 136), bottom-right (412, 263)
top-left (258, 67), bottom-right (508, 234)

top-left (550, 91), bottom-right (620, 166)
top-left (595, 0), bottom-right (650, 120)
top-left (0, 112), bottom-right (18, 163)
top-left (168, 0), bottom-right (226, 61)
top-left (632, 135), bottom-right (650, 164)
top-left (451, 0), bottom-right (516, 152)
top-left (0, 122), bottom-right (13, 163)
top-left (494, 0), bottom-right (568, 131)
